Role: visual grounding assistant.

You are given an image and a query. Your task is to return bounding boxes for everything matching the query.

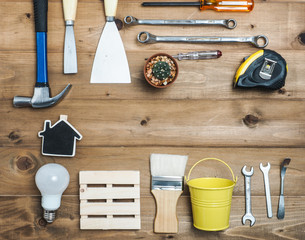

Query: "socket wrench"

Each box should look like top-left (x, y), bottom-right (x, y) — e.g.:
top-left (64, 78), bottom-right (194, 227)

top-left (124, 16), bottom-right (237, 29)
top-left (137, 31), bottom-right (268, 48)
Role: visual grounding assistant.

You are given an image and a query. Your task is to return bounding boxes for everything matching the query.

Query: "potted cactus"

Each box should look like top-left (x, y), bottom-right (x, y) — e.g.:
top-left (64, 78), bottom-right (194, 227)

top-left (144, 53), bottom-right (179, 88)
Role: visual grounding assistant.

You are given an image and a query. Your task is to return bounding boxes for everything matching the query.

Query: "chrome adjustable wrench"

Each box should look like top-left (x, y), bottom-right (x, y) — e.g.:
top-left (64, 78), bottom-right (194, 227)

top-left (260, 163), bottom-right (272, 218)
top-left (242, 166), bottom-right (256, 226)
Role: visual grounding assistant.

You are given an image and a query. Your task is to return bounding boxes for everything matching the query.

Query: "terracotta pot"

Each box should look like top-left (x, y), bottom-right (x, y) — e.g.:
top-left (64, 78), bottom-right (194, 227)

top-left (144, 53), bottom-right (179, 88)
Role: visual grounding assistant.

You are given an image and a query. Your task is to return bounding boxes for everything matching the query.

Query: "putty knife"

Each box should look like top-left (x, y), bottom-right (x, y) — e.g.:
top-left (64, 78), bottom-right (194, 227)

top-left (63, 0), bottom-right (78, 74)
top-left (90, 0), bottom-right (131, 83)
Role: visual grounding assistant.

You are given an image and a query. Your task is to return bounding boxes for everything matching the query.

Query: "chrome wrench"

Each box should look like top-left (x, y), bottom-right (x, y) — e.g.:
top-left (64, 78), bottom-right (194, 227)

top-left (124, 16), bottom-right (237, 29)
top-left (137, 31), bottom-right (268, 48)
top-left (260, 163), bottom-right (272, 218)
top-left (242, 166), bottom-right (256, 226)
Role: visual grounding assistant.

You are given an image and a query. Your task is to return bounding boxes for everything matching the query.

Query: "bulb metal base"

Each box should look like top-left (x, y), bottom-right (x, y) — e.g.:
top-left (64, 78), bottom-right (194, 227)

top-left (43, 209), bottom-right (56, 223)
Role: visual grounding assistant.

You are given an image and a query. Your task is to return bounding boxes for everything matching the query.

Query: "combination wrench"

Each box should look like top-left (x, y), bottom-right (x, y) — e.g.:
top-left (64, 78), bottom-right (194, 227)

top-left (242, 166), bottom-right (256, 226)
top-left (260, 163), bottom-right (272, 218)
top-left (137, 31), bottom-right (268, 48)
top-left (124, 16), bottom-right (237, 29)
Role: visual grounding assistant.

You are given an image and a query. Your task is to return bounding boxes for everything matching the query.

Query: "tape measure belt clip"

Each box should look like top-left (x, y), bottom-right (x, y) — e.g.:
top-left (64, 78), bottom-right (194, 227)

top-left (234, 49), bottom-right (287, 90)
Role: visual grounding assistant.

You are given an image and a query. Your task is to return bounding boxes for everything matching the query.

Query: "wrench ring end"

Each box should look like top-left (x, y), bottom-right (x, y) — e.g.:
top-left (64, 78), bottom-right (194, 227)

top-left (226, 19), bottom-right (237, 29)
top-left (253, 35), bottom-right (269, 48)
top-left (137, 31), bottom-right (150, 43)
top-left (124, 16), bottom-right (136, 25)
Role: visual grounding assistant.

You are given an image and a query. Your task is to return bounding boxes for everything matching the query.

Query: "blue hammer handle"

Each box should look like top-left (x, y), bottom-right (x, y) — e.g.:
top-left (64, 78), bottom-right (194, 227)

top-left (34, 0), bottom-right (48, 87)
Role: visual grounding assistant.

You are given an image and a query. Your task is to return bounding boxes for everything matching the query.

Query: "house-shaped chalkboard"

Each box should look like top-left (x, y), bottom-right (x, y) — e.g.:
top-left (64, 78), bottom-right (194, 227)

top-left (38, 115), bottom-right (82, 157)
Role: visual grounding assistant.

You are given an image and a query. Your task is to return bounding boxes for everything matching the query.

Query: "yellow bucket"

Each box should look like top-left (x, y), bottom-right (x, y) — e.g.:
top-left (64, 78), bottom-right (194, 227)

top-left (186, 158), bottom-right (237, 231)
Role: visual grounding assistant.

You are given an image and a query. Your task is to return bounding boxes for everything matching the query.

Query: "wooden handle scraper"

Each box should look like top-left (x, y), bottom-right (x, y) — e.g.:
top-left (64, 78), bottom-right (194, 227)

top-left (90, 0), bottom-right (131, 83)
top-left (63, 0), bottom-right (78, 74)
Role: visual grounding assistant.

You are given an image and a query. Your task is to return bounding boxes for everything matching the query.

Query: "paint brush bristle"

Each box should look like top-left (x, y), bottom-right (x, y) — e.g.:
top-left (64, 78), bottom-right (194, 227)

top-left (150, 153), bottom-right (188, 177)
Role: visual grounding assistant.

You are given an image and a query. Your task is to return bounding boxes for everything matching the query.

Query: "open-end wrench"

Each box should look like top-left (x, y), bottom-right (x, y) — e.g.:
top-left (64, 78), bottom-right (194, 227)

top-left (137, 31), bottom-right (268, 48)
top-left (124, 16), bottom-right (237, 29)
top-left (242, 166), bottom-right (256, 227)
top-left (260, 163), bottom-right (272, 218)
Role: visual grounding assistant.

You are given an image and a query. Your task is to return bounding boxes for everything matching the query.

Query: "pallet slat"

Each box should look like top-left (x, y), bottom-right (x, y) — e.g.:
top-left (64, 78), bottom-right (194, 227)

top-left (80, 218), bottom-right (141, 230)
top-left (80, 186), bottom-right (140, 200)
top-left (80, 202), bottom-right (140, 215)
top-left (79, 171), bottom-right (140, 184)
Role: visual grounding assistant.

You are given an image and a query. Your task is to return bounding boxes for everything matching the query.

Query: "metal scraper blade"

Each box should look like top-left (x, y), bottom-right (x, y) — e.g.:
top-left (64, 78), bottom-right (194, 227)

top-left (90, 21), bottom-right (131, 83)
top-left (64, 25), bottom-right (78, 74)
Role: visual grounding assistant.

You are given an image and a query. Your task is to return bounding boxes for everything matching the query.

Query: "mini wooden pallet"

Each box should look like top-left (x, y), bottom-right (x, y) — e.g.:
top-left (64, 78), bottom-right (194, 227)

top-left (79, 171), bottom-right (141, 230)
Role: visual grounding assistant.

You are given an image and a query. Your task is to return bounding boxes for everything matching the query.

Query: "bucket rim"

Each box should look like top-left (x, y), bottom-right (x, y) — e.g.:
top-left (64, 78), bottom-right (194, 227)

top-left (187, 177), bottom-right (236, 190)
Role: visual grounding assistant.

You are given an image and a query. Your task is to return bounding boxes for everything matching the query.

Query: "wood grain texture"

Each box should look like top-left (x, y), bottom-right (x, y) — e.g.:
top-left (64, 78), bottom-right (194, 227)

top-left (1, 99), bottom-right (305, 148)
top-left (1, 0), bottom-right (305, 239)
top-left (0, 50), bottom-right (304, 100)
top-left (1, 195), bottom-right (305, 240)
top-left (0, 2), bottom-right (305, 52)
top-left (0, 147), bottom-right (303, 197)
top-left (152, 190), bottom-right (182, 233)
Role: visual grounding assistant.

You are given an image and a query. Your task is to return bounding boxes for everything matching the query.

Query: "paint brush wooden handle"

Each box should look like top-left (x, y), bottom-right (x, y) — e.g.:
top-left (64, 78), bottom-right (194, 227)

top-left (151, 190), bottom-right (183, 233)
top-left (63, 0), bottom-right (78, 21)
top-left (104, 0), bottom-right (118, 17)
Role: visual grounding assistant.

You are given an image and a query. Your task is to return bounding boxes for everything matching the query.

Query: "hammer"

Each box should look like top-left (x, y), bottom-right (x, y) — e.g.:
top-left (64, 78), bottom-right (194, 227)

top-left (13, 0), bottom-right (71, 108)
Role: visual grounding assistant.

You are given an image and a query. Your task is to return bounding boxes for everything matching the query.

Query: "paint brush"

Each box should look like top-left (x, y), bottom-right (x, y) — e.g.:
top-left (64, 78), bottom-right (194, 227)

top-left (150, 153), bottom-right (188, 233)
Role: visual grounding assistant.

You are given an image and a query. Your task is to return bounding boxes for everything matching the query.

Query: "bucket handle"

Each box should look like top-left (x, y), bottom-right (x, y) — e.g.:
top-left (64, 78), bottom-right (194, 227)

top-left (185, 158), bottom-right (237, 183)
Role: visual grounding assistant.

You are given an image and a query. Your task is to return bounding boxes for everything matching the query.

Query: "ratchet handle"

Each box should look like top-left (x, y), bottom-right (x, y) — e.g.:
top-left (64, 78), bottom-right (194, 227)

top-left (200, 0), bottom-right (254, 12)
top-left (63, 0), bottom-right (78, 21)
top-left (34, 0), bottom-right (48, 32)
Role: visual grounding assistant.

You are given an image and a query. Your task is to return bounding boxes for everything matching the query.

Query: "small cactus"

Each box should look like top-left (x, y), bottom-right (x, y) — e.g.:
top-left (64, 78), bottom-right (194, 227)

top-left (152, 61), bottom-right (171, 80)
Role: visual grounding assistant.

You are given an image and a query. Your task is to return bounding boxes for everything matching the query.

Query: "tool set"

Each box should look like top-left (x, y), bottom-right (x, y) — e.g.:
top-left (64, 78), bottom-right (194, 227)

top-left (124, 16), bottom-right (237, 29)
top-left (11, 0), bottom-right (293, 234)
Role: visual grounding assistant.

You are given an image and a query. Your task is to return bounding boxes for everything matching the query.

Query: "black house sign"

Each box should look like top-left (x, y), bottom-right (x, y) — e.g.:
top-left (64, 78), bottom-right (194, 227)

top-left (38, 116), bottom-right (82, 157)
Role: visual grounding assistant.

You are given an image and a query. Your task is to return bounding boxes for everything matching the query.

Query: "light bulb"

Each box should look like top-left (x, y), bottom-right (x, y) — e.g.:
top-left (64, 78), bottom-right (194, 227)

top-left (35, 163), bottom-right (70, 223)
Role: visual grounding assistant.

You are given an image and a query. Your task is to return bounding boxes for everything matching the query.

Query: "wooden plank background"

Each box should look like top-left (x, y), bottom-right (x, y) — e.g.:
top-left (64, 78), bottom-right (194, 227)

top-left (1, 0), bottom-right (305, 239)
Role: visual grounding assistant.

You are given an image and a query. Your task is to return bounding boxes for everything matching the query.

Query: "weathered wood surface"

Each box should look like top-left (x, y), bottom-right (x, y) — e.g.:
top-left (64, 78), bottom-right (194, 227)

top-left (0, 2), bottom-right (305, 52)
top-left (0, 147), bottom-right (304, 196)
top-left (1, 196), bottom-right (305, 240)
top-left (1, 99), bottom-right (305, 147)
top-left (0, 0), bottom-right (305, 239)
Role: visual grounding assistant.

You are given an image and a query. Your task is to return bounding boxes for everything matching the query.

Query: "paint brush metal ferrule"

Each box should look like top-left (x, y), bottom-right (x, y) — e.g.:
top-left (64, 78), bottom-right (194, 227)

top-left (152, 176), bottom-right (184, 191)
